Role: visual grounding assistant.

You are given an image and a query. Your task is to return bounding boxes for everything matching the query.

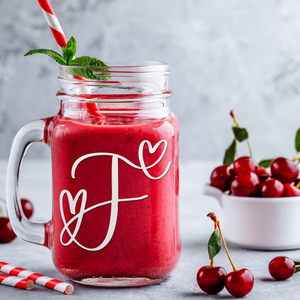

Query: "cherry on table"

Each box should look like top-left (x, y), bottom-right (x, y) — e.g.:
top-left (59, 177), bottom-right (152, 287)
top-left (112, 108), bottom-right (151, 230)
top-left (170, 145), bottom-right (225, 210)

top-left (231, 171), bottom-right (260, 197)
top-left (233, 156), bottom-right (258, 175)
top-left (210, 165), bottom-right (235, 192)
top-left (225, 268), bottom-right (254, 298)
top-left (282, 183), bottom-right (300, 197)
top-left (261, 178), bottom-right (284, 197)
top-left (0, 217), bottom-right (16, 243)
top-left (269, 256), bottom-right (295, 280)
top-left (197, 266), bottom-right (227, 294)
top-left (270, 157), bottom-right (299, 184)
top-left (21, 198), bottom-right (34, 219)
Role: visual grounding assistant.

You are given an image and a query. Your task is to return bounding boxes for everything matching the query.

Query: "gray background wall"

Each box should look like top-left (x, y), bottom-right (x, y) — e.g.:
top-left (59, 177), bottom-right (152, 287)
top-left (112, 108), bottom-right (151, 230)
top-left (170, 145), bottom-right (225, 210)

top-left (1, 0), bottom-right (300, 163)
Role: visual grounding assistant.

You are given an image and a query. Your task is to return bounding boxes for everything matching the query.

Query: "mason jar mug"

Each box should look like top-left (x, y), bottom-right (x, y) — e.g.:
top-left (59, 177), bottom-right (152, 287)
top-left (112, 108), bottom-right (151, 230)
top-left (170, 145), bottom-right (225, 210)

top-left (6, 61), bottom-right (180, 287)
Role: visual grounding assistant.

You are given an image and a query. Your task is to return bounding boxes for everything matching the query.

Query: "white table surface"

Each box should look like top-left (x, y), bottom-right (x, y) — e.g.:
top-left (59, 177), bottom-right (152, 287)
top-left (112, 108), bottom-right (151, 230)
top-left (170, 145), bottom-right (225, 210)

top-left (1, 158), bottom-right (300, 299)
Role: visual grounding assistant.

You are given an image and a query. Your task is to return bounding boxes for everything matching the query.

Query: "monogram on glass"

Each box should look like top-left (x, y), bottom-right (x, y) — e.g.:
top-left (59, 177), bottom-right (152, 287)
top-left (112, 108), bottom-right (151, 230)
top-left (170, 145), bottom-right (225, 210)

top-left (6, 61), bottom-right (180, 287)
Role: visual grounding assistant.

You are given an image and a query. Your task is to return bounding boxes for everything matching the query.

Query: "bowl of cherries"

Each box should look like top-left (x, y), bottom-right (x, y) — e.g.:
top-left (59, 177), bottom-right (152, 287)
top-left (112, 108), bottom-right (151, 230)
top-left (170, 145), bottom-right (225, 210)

top-left (203, 111), bottom-right (300, 250)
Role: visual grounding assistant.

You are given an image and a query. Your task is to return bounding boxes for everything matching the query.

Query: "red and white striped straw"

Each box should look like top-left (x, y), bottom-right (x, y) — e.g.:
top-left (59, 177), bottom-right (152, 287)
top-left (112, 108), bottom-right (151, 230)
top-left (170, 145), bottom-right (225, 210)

top-left (37, 0), bottom-right (67, 48)
top-left (0, 262), bottom-right (74, 295)
top-left (0, 273), bottom-right (34, 290)
top-left (36, 0), bottom-right (102, 116)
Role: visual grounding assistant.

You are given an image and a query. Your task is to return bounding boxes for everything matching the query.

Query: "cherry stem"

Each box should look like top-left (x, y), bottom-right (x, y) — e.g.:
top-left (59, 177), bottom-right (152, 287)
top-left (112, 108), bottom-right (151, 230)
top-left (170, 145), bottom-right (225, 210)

top-left (293, 157), bottom-right (300, 164)
top-left (295, 264), bottom-right (300, 268)
top-left (230, 110), bottom-right (253, 158)
top-left (296, 181), bottom-right (300, 189)
top-left (208, 212), bottom-right (238, 272)
top-left (209, 257), bottom-right (215, 268)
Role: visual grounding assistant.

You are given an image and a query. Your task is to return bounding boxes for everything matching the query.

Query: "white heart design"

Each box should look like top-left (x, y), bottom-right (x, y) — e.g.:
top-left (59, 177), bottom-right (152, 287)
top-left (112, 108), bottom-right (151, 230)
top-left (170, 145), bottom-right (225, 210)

top-left (59, 189), bottom-right (87, 247)
top-left (138, 140), bottom-right (171, 180)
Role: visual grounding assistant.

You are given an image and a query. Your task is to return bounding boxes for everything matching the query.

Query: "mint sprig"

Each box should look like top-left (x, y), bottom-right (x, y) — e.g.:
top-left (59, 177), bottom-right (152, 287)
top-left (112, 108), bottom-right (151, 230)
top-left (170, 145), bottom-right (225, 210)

top-left (24, 49), bottom-right (67, 65)
top-left (62, 36), bottom-right (76, 64)
top-left (24, 36), bottom-right (110, 80)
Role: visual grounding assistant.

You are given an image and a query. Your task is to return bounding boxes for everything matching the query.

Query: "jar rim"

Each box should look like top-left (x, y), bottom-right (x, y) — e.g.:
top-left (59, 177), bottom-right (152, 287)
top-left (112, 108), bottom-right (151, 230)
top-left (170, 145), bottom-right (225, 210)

top-left (57, 60), bottom-right (171, 101)
top-left (59, 60), bottom-right (170, 77)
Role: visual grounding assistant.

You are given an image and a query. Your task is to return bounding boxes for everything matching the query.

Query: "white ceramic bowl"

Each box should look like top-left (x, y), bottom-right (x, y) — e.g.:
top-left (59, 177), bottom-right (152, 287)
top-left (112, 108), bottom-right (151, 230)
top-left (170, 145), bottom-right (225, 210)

top-left (203, 184), bottom-right (300, 250)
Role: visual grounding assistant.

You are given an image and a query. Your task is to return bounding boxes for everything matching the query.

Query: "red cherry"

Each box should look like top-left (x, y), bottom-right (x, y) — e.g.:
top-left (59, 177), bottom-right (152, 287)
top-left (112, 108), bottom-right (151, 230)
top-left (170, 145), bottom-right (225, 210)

top-left (257, 166), bottom-right (270, 177)
top-left (0, 217), bottom-right (16, 243)
top-left (259, 174), bottom-right (270, 183)
top-left (233, 157), bottom-right (258, 175)
top-left (197, 266), bottom-right (227, 294)
top-left (270, 157), bottom-right (299, 183)
top-left (257, 167), bottom-right (271, 183)
top-left (294, 179), bottom-right (300, 186)
top-left (269, 256), bottom-right (295, 280)
top-left (21, 198), bottom-right (34, 219)
top-left (261, 178), bottom-right (284, 197)
top-left (282, 183), bottom-right (300, 197)
top-left (225, 269), bottom-right (254, 298)
top-left (210, 165), bottom-right (235, 192)
top-left (231, 172), bottom-right (260, 197)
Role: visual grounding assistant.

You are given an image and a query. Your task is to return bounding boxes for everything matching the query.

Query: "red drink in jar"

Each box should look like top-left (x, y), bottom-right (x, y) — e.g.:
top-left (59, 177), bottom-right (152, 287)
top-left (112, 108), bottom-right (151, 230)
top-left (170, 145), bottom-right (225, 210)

top-left (7, 61), bottom-right (180, 286)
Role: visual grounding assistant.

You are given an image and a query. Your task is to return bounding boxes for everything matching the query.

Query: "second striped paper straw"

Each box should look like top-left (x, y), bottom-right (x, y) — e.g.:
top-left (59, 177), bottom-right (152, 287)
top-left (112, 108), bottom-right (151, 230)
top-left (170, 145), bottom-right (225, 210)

top-left (0, 262), bottom-right (74, 295)
top-left (0, 273), bottom-right (34, 290)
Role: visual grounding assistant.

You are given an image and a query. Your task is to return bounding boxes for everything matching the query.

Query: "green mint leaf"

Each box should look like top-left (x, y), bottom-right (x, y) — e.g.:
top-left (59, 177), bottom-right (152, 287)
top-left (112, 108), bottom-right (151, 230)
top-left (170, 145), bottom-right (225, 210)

top-left (68, 56), bottom-right (110, 80)
top-left (24, 49), bottom-right (67, 65)
top-left (294, 261), bottom-right (300, 273)
top-left (70, 56), bottom-right (107, 67)
top-left (258, 159), bottom-right (274, 168)
top-left (208, 228), bottom-right (221, 260)
top-left (62, 36), bottom-right (77, 64)
top-left (295, 128), bottom-right (300, 153)
top-left (232, 127), bottom-right (249, 142)
top-left (223, 139), bottom-right (237, 166)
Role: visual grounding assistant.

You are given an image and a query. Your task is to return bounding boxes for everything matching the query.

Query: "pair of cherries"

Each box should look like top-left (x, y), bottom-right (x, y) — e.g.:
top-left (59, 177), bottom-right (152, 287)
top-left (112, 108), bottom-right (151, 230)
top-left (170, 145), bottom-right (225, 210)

top-left (211, 156), bottom-right (300, 197)
top-left (197, 213), bottom-right (254, 298)
top-left (197, 266), bottom-right (253, 297)
top-left (0, 198), bottom-right (34, 243)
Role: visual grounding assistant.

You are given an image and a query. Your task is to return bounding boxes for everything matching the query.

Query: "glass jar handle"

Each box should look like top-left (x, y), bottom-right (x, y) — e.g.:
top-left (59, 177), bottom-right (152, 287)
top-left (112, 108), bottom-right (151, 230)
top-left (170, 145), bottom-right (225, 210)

top-left (6, 119), bottom-right (51, 247)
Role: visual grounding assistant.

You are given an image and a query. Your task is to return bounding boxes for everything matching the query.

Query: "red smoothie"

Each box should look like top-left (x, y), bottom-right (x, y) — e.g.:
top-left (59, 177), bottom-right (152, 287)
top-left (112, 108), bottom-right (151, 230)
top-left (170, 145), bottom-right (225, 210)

top-left (47, 109), bottom-right (180, 281)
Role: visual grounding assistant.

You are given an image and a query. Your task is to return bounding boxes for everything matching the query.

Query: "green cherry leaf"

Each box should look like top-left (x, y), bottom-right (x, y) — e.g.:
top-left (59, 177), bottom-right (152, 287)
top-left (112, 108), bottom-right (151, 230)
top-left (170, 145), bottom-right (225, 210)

top-left (232, 127), bottom-right (249, 142)
top-left (208, 228), bottom-right (221, 260)
top-left (294, 261), bottom-right (300, 273)
top-left (258, 159), bottom-right (274, 168)
top-left (223, 139), bottom-right (237, 166)
top-left (295, 128), bottom-right (300, 153)
top-left (24, 49), bottom-right (67, 65)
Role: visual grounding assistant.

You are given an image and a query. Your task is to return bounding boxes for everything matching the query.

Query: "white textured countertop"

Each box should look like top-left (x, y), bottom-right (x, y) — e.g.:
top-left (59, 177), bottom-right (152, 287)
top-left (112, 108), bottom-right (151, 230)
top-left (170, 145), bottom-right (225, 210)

top-left (1, 159), bottom-right (300, 299)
